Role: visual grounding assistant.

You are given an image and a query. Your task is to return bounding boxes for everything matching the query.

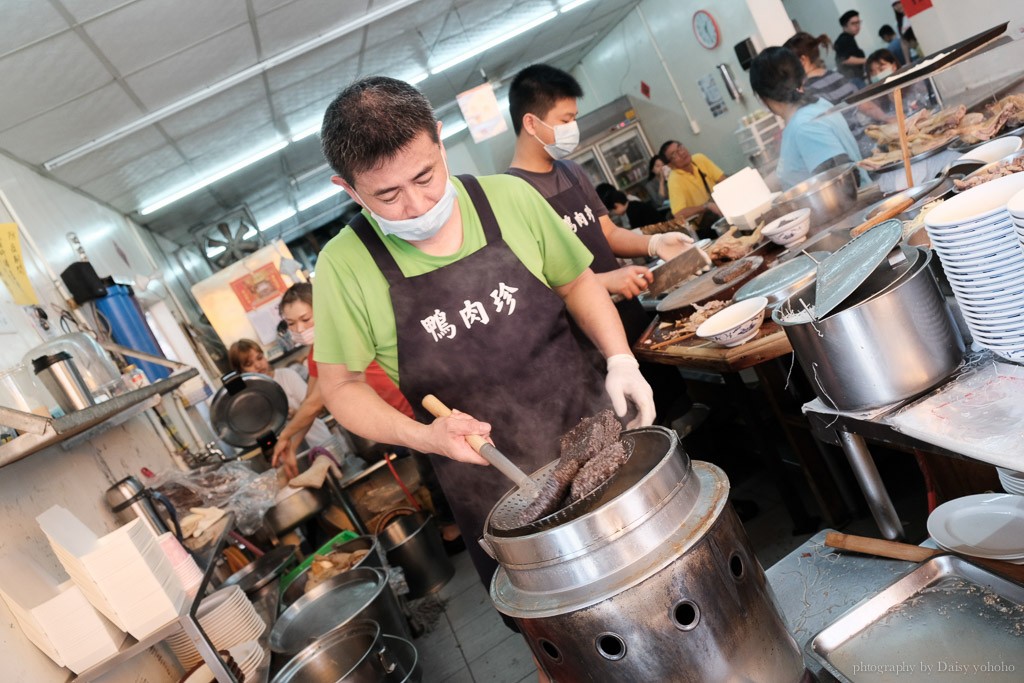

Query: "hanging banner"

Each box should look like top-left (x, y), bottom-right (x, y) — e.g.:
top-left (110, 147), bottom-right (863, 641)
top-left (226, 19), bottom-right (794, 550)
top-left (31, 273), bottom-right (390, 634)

top-left (0, 222), bottom-right (39, 305)
top-left (230, 262), bottom-right (287, 312)
top-left (456, 83), bottom-right (509, 143)
top-left (903, 0), bottom-right (933, 18)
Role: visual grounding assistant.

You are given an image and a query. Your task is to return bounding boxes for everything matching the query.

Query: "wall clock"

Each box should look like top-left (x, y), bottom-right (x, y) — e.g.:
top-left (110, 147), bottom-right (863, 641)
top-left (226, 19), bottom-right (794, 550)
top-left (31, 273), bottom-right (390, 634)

top-left (693, 10), bottom-right (721, 50)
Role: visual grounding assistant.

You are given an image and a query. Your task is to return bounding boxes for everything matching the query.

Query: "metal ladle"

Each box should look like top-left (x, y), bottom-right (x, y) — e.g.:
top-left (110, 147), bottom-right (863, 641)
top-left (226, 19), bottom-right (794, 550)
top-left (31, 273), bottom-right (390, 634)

top-left (422, 395), bottom-right (540, 499)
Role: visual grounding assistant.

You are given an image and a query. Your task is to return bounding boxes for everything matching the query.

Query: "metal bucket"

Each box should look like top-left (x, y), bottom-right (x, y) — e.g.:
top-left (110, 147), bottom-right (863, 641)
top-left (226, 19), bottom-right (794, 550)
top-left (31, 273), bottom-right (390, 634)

top-left (487, 427), bottom-right (806, 682)
top-left (272, 620), bottom-right (413, 683)
top-left (270, 567), bottom-right (410, 654)
top-left (382, 635), bottom-right (421, 683)
top-left (378, 511), bottom-right (454, 599)
top-left (773, 248), bottom-right (965, 411)
top-left (281, 535), bottom-right (383, 607)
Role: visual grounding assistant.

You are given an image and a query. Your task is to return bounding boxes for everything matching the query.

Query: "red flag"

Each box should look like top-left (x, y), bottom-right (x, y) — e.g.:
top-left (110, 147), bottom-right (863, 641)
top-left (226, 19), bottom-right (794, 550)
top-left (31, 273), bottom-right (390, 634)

top-left (640, 81), bottom-right (651, 98)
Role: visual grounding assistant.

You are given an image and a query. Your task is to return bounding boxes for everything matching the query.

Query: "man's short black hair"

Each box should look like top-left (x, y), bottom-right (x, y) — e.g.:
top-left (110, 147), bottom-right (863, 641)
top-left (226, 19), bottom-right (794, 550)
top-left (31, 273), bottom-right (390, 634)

top-left (508, 64), bottom-right (583, 136)
top-left (658, 140), bottom-right (681, 159)
top-left (321, 76), bottom-right (438, 186)
top-left (879, 24), bottom-right (897, 40)
top-left (839, 10), bottom-right (859, 27)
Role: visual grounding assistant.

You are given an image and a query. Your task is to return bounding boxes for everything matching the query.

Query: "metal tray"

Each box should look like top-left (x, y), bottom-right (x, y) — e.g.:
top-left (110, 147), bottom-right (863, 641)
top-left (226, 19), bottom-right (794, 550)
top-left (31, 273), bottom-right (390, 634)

top-left (948, 124), bottom-right (1024, 153)
top-left (861, 136), bottom-right (959, 174)
top-left (808, 555), bottom-right (1024, 682)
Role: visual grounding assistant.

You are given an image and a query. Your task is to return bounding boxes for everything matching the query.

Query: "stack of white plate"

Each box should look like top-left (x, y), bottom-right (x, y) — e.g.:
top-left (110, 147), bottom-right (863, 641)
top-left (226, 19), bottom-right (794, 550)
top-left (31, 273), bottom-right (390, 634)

top-left (997, 467), bottom-right (1024, 495)
top-left (927, 493), bottom-right (1024, 564)
top-left (226, 640), bottom-right (264, 681)
top-left (36, 507), bottom-right (187, 640)
top-left (924, 172), bottom-right (1024, 363)
top-left (167, 585), bottom-right (265, 670)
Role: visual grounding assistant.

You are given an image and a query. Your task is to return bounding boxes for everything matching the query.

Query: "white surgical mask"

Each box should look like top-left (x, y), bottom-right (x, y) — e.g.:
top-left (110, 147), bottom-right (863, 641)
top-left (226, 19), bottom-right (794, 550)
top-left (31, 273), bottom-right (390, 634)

top-left (352, 158), bottom-right (457, 242)
top-left (534, 118), bottom-right (580, 159)
top-left (870, 67), bottom-right (895, 83)
top-left (291, 326), bottom-right (316, 346)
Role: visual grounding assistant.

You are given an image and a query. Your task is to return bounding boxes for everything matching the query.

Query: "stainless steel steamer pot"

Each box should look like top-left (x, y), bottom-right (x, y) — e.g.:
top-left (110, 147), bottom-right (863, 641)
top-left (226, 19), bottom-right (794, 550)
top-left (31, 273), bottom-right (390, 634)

top-left (773, 248), bottom-right (964, 411)
top-left (484, 427), bottom-right (806, 682)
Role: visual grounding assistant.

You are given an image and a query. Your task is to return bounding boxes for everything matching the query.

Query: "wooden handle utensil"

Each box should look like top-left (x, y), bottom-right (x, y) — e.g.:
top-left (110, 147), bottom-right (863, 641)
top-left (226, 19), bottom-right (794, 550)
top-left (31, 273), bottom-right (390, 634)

top-left (825, 532), bottom-right (1024, 583)
top-left (422, 395), bottom-right (539, 498)
top-left (850, 195), bottom-right (915, 237)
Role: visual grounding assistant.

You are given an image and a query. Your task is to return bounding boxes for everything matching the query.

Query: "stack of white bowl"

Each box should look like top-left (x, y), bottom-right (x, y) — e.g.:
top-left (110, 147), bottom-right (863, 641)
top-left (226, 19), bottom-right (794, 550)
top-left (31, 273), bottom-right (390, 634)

top-left (36, 506), bottom-right (187, 639)
top-left (924, 172), bottom-right (1024, 363)
top-left (997, 467), bottom-right (1024, 495)
top-left (167, 585), bottom-right (265, 670)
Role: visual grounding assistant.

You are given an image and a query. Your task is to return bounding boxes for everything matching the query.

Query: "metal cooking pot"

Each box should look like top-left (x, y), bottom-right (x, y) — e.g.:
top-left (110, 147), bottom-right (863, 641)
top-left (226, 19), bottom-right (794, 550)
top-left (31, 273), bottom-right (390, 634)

top-left (768, 163), bottom-right (859, 226)
top-left (378, 511), bottom-right (454, 599)
top-left (773, 248), bottom-right (964, 411)
top-left (271, 566), bottom-right (410, 654)
top-left (266, 485), bottom-right (328, 535)
top-left (209, 372), bottom-right (288, 452)
top-left (281, 535), bottom-right (383, 607)
top-left (485, 427), bottom-right (806, 682)
top-left (271, 619), bottom-right (419, 683)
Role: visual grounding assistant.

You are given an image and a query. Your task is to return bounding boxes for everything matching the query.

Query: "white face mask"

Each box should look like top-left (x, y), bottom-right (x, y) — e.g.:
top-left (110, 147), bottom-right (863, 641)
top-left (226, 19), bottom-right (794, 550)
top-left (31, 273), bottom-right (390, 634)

top-left (870, 67), bottom-right (895, 83)
top-left (534, 118), bottom-right (580, 159)
top-left (291, 326), bottom-right (315, 346)
top-left (352, 158), bottom-right (457, 242)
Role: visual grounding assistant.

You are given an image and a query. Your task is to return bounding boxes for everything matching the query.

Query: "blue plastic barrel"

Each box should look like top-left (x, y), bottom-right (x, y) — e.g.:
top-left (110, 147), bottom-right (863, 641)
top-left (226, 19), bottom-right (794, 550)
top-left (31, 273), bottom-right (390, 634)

top-left (94, 284), bottom-right (171, 382)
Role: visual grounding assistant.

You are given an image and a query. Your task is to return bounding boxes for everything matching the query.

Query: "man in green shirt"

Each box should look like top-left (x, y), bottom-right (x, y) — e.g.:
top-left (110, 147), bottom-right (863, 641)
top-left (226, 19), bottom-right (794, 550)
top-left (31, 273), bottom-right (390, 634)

top-left (312, 77), bottom-right (654, 604)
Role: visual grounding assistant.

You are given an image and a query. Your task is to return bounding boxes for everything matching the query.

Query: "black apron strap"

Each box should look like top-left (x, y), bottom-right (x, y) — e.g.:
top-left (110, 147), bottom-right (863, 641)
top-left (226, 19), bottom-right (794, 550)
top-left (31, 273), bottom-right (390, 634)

top-left (349, 212), bottom-right (405, 284)
top-left (456, 174), bottom-right (502, 243)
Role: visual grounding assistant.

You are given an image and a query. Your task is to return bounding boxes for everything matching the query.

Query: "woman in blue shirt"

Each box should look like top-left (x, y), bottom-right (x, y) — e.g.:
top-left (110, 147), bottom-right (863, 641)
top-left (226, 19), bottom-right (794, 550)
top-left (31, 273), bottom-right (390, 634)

top-left (750, 46), bottom-right (868, 189)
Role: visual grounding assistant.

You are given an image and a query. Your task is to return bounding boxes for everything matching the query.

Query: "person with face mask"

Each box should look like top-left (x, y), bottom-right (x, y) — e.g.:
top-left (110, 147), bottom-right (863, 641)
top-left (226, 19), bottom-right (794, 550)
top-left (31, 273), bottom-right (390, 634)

top-left (313, 77), bottom-right (655, 630)
top-left (750, 47), bottom-right (869, 189)
top-left (505, 64), bottom-right (699, 428)
top-left (270, 282), bottom-right (414, 479)
top-left (506, 64), bottom-right (696, 311)
top-left (866, 49), bottom-right (932, 114)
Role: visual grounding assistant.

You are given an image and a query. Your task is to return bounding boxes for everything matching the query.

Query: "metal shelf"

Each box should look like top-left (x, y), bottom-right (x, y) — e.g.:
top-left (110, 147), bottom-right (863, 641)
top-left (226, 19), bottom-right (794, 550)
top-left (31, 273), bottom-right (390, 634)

top-left (0, 369), bottom-right (199, 468)
top-left (74, 513), bottom-right (237, 683)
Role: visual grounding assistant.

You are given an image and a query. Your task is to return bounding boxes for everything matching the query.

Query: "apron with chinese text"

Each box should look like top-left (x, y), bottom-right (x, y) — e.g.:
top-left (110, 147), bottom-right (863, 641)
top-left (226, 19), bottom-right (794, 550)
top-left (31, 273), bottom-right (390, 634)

top-left (350, 175), bottom-right (608, 588)
top-left (509, 161), bottom-right (650, 342)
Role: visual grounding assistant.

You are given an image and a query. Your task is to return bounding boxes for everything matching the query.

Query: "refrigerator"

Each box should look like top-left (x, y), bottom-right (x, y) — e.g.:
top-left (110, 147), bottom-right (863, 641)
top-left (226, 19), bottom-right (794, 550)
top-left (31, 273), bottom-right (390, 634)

top-left (569, 96), bottom-right (655, 198)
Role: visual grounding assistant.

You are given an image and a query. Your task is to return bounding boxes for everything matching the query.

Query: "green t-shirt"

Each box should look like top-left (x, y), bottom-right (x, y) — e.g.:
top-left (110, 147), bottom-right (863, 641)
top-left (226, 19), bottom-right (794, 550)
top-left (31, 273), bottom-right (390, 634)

top-left (312, 174), bottom-right (594, 385)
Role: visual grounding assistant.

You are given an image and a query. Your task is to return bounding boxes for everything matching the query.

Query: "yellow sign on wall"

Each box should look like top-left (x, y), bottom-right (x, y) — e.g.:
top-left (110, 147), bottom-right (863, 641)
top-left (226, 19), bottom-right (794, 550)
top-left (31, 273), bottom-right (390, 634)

top-left (0, 222), bottom-right (39, 306)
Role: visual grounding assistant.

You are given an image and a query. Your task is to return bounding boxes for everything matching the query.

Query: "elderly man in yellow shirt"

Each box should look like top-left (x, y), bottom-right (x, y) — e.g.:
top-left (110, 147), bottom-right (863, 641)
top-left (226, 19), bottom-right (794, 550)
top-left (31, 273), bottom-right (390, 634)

top-left (659, 139), bottom-right (728, 239)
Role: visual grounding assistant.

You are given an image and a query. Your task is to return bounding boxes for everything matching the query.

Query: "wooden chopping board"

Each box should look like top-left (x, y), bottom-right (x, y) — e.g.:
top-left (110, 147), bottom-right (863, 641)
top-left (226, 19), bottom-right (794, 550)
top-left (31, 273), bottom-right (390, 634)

top-left (656, 255), bottom-right (765, 315)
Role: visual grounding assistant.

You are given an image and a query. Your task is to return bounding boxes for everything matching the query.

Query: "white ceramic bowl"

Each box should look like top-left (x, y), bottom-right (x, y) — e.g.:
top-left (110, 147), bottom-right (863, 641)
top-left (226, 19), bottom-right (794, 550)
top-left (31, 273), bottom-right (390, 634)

top-left (763, 209), bottom-right (811, 247)
top-left (958, 136), bottom-right (1023, 165)
top-left (696, 297), bottom-right (768, 347)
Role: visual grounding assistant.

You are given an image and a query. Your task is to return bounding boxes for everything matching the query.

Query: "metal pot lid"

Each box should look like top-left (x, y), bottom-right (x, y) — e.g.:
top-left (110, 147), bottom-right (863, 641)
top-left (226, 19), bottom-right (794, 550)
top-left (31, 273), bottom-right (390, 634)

top-left (814, 220), bottom-right (902, 319)
top-left (221, 544), bottom-right (297, 594)
top-left (209, 372), bottom-right (288, 447)
top-left (734, 252), bottom-right (828, 304)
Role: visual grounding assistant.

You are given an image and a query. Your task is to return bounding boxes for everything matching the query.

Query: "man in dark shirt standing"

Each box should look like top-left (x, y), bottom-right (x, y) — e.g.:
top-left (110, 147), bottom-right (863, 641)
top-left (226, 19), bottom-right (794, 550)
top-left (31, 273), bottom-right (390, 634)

top-left (835, 10), bottom-right (867, 87)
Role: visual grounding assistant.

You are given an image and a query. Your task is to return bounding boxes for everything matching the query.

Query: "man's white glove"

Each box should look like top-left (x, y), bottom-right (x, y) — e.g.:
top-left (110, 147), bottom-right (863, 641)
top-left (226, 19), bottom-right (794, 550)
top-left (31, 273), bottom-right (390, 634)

top-left (648, 232), bottom-right (695, 261)
top-left (604, 354), bottom-right (655, 429)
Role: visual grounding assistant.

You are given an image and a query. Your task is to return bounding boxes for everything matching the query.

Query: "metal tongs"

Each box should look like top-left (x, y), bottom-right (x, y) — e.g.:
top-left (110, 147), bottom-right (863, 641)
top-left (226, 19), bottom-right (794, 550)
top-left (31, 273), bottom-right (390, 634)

top-left (422, 395), bottom-right (540, 499)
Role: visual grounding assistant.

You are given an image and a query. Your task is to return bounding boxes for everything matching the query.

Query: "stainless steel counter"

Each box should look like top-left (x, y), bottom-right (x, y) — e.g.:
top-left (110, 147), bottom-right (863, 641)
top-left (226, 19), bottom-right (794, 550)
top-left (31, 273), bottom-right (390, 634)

top-left (766, 530), bottom-right (916, 681)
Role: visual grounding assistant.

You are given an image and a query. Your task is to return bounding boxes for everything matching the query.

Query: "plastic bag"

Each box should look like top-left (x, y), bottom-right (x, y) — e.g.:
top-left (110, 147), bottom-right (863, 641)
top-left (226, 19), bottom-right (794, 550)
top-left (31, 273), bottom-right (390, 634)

top-left (151, 462), bottom-right (280, 535)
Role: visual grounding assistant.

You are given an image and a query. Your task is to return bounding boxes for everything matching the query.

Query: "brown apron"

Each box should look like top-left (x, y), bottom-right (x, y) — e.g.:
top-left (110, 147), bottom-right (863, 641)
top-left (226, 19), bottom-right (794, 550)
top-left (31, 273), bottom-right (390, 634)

top-left (349, 175), bottom-right (607, 588)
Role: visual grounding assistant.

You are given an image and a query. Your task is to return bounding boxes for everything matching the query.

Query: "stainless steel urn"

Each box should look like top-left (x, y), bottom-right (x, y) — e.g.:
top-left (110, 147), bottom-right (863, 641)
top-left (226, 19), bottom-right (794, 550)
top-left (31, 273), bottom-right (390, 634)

top-left (482, 427), bottom-right (806, 682)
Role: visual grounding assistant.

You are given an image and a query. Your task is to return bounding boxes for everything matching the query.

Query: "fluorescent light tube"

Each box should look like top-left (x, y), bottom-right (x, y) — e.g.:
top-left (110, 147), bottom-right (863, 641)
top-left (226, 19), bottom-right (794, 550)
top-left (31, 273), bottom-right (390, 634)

top-left (259, 207), bottom-right (298, 230)
top-left (441, 120), bottom-right (468, 140)
top-left (408, 71), bottom-right (429, 85)
top-left (429, 11), bottom-right (557, 75)
top-left (290, 123), bottom-right (320, 141)
top-left (298, 186), bottom-right (343, 211)
top-left (560, 0), bottom-right (595, 12)
top-left (140, 140), bottom-right (288, 215)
